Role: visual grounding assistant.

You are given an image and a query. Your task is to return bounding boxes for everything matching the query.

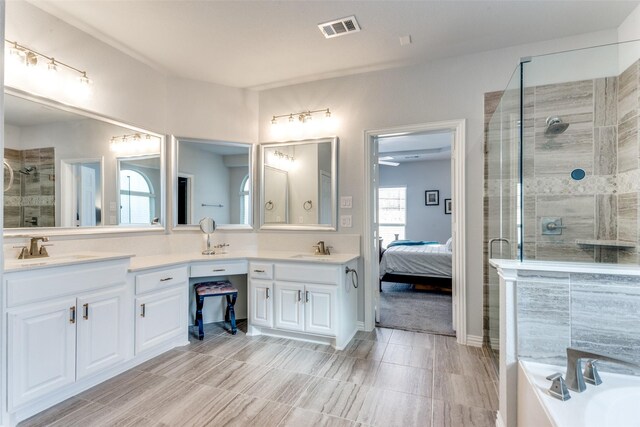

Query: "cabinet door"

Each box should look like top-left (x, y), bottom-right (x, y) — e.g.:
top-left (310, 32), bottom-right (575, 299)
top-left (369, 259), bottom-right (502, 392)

top-left (8, 298), bottom-right (77, 410)
top-left (135, 286), bottom-right (186, 354)
top-left (76, 288), bottom-right (126, 380)
top-left (305, 285), bottom-right (337, 336)
top-left (274, 282), bottom-right (305, 332)
top-left (250, 279), bottom-right (273, 327)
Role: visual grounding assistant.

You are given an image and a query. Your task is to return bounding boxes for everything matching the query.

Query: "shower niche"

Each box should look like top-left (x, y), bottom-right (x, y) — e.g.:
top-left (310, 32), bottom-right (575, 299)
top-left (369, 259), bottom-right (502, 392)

top-left (4, 147), bottom-right (55, 227)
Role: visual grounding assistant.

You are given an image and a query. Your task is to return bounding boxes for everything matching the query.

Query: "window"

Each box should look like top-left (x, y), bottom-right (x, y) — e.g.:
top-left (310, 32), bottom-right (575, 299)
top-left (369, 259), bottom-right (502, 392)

top-left (120, 169), bottom-right (155, 224)
top-left (378, 186), bottom-right (406, 248)
top-left (240, 174), bottom-right (250, 225)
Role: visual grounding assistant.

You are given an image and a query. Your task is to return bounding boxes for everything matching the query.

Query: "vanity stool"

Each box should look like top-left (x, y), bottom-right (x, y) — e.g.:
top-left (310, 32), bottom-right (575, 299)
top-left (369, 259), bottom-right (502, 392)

top-left (194, 280), bottom-right (238, 340)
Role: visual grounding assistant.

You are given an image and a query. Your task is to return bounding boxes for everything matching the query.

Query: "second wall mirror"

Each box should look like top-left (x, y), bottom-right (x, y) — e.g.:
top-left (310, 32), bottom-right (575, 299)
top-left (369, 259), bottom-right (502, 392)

top-left (172, 137), bottom-right (254, 230)
top-left (260, 137), bottom-right (338, 231)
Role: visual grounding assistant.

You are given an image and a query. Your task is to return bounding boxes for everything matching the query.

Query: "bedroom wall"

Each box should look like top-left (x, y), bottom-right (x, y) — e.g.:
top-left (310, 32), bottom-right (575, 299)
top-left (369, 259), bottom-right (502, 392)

top-left (379, 158), bottom-right (452, 244)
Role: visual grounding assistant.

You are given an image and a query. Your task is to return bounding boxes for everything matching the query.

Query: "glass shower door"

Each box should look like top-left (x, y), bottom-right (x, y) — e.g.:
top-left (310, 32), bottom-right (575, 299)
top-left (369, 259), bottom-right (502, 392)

top-left (485, 66), bottom-right (522, 369)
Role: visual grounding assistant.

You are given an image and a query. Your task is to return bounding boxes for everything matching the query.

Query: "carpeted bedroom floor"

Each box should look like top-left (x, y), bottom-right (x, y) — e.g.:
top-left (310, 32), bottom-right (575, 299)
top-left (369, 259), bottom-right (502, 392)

top-left (377, 282), bottom-right (455, 336)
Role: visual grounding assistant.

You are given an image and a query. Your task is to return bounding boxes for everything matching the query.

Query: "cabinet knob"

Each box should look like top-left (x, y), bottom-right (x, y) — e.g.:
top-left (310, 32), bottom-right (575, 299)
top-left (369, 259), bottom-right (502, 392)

top-left (83, 303), bottom-right (89, 320)
top-left (69, 306), bottom-right (76, 324)
top-left (140, 303), bottom-right (146, 317)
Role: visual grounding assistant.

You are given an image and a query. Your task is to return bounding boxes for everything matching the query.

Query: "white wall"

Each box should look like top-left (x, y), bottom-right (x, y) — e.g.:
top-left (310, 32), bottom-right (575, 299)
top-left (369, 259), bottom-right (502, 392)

top-left (618, 3), bottom-right (640, 70)
top-left (258, 28), bottom-right (619, 338)
top-left (380, 159), bottom-right (452, 244)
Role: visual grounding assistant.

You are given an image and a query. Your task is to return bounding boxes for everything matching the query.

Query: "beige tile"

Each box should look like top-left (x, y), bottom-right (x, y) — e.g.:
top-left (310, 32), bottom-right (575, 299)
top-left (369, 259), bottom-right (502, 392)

top-left (618, 117), bottom-right (638, 173)
top-left (228, 341), bottom-right (293, 365)
top-left (317, 354), bottom-right (380, 385)
top-left (596, 194), bottom-right (617, 241)
top-left (433, 371), bottom-right (498, 411)
top-left (18, 397), bottom-right (89, 427)
top-left (434, 336), bottom-right (494, 380)
top-left (618, 192), bottom-right (638, 242)
top-left (618, 60), bottom-right (638, 124)
top-left (594, 77), bottom-right (618, 127)
top-left (154, 386), bottom-right (237, 426)
top-left (78, 370), bottom-right (162, 405)
top-left (381, 343), bottom-right (433, 369)
top-left (192, 335), bottom-right (251, 358)
top-left (284, 339), bottom-right (337, 353)
top-left (357, 388), bottom-right (432, 427)
top-left (194, 358), bottom-right (268, 392)
top-left (296, 377), bottom-right (368, 421)
top-left (354, 328), bottom-right (394, 343)
top-left (136, 349), bottom-right (224, 381)
top-left (389, 329), bottom-right (434, 348)
top-left (271, 346), bottom-right (333, 375)
top-left (372, 362), bottom-right (433, 397)
top-left (280, 407), bottom-right (355, 427)
top-left (594, 126), bottom-right (617, 175)
top-left (242, 368), bottom-right (312, 405)
top-left (340, 339), bottom-right (387, 360)
top-left (432, 399), bottom-right (497, 427)
top-left (203, 394), bottom-right (291, 427)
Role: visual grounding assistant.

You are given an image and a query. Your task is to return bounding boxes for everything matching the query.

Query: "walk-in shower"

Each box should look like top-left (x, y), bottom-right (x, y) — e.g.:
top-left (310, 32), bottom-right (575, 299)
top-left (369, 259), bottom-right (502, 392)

top-left (484, 39), bottom-right (640, 373)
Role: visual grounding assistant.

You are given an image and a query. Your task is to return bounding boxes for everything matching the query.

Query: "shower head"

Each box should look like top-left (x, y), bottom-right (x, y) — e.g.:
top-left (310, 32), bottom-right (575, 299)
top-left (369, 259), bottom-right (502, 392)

top-left (545, 116), bottom-right (570, 136)
top-left (18, 166), bottom-right (36, 175)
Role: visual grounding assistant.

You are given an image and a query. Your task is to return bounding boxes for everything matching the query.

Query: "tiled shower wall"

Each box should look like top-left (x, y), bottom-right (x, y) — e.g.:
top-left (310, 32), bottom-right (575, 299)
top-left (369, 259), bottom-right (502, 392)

top-left (3, 147), bottom-right (55, 228)
top-left (517, 269), bottom-right (640, 374)
top-left (522, 59), bottom-right (640, 263)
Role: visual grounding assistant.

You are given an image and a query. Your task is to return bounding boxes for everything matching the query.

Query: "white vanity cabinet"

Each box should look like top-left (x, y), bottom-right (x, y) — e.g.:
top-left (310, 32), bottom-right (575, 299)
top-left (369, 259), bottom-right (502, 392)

top-left (4, 259), bottom-right (129, 411)
top-left (248, 260), bottom-right (357, 349)
top-left (132, 265), bottom-right (189, 355)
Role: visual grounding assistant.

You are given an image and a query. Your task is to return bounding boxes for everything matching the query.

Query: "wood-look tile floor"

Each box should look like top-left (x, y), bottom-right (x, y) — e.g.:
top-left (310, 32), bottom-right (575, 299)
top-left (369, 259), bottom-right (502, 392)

top-left (19, 321), bottom-right (498, 427)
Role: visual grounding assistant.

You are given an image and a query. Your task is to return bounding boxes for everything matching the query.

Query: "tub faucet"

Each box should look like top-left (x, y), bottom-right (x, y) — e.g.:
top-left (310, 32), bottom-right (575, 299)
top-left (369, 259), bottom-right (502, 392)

top-left (565, 347), bottom-right (639, 392)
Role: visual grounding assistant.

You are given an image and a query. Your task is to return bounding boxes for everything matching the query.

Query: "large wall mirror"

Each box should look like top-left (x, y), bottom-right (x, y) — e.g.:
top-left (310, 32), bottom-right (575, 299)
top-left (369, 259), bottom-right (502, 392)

top-left (172, 137), bottom-right (254, 230)
top-left (260, 137), bottom-right (337, 230)
top-left (3, 89), bottom-right (165, 234)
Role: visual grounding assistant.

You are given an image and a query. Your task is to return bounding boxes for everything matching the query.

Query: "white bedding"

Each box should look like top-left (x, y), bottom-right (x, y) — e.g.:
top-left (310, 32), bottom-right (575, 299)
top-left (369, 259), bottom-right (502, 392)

top-left (380, 244), bottom-right (452, 279)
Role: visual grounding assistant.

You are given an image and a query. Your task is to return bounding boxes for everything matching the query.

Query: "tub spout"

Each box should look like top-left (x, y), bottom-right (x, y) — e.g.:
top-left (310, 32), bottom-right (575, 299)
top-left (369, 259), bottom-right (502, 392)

top-left (566, 347), bottom-right (639, 392)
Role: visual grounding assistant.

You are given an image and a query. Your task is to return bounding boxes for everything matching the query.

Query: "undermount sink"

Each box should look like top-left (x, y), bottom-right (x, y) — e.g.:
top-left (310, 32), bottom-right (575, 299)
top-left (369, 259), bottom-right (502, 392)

top-left (290, 254), bottom-right (332, 261)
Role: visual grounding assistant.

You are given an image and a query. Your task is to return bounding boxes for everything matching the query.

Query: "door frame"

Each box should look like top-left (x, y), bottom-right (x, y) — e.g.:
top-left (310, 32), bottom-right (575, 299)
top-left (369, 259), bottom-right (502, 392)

top-left (60, 157), bottom-right (104, 227)
top-left (363, 119), bottom-right (467, 344)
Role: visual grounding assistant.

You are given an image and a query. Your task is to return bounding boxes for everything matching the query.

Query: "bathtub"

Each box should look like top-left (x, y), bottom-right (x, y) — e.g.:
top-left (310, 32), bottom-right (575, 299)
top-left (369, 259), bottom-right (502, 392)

top-left (518, 360), bottom-right (640, 427)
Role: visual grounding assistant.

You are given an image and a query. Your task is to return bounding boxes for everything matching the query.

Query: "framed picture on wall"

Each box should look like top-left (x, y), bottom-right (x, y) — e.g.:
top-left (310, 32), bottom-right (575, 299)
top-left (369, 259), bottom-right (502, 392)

top-left (425, 190), bottom-right (439, 206)
top-left (444, 198), bottom-right (452, 214)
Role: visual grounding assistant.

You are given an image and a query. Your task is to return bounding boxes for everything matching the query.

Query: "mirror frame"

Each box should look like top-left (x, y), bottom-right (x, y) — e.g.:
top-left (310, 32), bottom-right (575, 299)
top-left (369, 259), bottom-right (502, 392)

top-left (3, 87), bottom-right (167, 237)
top-left (170, 136), bottom-right (256, 231)
top-left (259, 136), bottom-right (338, 231)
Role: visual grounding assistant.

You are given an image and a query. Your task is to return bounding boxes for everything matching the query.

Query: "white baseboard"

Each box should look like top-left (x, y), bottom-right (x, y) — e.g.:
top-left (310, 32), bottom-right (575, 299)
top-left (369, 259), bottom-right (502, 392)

top-left (466, 334), bottom-right (484, 347)
top-left (495, 410), bottom-right (505, 427)
top-left (356, 321), bottom-right (365, 331)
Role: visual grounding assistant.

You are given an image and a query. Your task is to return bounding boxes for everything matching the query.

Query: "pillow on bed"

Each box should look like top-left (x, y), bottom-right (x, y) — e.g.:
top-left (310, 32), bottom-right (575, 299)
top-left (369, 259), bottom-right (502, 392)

top-left (445, 237), bottom-right (453, 251)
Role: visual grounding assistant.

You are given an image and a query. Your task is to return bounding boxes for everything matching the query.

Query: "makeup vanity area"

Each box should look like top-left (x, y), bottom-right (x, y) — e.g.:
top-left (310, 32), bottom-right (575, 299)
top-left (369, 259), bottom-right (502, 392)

top-left (1, 89), bottom-right (358, 425)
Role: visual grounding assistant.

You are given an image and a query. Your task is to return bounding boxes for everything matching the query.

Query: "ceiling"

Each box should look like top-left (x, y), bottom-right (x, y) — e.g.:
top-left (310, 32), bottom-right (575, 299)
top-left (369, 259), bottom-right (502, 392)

top-left (30, 0), bottom-right (638, 90)
top-left (379, 131), bottom-right (452, 164)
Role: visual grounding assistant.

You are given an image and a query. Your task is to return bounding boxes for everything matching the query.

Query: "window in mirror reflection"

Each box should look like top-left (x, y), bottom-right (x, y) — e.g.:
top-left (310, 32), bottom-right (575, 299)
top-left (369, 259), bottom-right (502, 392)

top-left (176, 139), bottom-right (251, 226)
top-left (118, 156), bottom-right (161, 225)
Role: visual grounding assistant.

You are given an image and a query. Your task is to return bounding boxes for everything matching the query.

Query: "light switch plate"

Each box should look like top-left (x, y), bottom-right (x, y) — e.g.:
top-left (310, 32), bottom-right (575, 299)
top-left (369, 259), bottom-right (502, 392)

top-left (340, 215), bottom-right (352, 228)
top-left (340, 196), bottom-right (353, 209)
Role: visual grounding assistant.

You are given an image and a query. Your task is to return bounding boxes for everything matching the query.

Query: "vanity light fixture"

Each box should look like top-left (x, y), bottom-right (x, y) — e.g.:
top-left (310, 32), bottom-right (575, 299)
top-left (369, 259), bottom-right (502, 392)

top-left (110, 133), bottom-right (158, 153)
top-left (4, 39), bottom-right (92, 87)
top-left (270, 108), bottom-right (332, 125)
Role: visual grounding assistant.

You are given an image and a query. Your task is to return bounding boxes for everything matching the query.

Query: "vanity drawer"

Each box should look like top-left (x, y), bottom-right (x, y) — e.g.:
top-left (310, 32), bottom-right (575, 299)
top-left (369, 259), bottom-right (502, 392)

top-left (135, 266), bottom-right (189, 295)
top-left (249, 263), bottom-right (273, 280)
top-left (274, 263), bottom-right (340, 285)
top-left (190, 260), bottom-right (248, 278)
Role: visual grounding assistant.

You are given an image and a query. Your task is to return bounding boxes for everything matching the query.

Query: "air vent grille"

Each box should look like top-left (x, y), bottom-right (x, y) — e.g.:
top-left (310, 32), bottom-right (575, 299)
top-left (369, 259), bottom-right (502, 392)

top-left (318, 15), bottom-right (361, 39)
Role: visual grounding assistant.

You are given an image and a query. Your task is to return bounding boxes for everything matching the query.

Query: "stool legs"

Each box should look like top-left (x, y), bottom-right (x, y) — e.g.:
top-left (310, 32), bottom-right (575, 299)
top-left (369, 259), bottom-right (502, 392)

top-left (196, 295), bottom-right (205, 340)
top-left (226, 293), bottom-right (237, 335)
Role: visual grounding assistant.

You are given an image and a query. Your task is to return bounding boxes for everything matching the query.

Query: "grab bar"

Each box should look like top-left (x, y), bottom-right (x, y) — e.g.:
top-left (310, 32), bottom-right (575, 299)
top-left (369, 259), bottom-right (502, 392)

top-left (488, 238), bottom-right (511, 259)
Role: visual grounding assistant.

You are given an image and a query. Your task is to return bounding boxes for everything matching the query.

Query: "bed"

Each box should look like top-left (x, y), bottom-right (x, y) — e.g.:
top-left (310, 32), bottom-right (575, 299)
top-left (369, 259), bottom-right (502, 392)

top-left (379, 240), bottom-right (452, 292)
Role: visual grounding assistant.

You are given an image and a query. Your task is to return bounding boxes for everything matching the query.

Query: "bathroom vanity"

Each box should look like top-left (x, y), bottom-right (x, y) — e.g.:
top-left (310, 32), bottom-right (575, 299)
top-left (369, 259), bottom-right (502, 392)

top-left (2, 250), bottom-right (359, 425)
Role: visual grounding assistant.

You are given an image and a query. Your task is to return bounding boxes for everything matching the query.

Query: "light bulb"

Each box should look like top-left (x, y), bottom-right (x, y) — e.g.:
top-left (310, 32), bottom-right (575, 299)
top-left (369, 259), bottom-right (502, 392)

top-left (271, 116), bottom-right (277, 125)
top-left (325, 109), bottom-right (331, 118)
top-left (47, 59), bottom-right (58, 72)
top-left (289, 114), bottom-right (294, 123)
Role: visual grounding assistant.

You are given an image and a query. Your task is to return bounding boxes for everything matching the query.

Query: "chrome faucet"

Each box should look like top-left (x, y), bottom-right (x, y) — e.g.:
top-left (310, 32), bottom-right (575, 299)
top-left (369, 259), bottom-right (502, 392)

top-left (18, 236), bottom-right (51, 259)
top-left (565, 347), bottom-right (639, 392)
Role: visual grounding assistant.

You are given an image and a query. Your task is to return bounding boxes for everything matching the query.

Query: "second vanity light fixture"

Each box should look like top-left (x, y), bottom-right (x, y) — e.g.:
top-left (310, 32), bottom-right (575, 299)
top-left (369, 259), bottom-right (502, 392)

top-left (5, 39), bottom-right (92, 91)
top-left (271, 108), bottom-right (331, 125)
top-left (110, 133), bottom-right (159, 153)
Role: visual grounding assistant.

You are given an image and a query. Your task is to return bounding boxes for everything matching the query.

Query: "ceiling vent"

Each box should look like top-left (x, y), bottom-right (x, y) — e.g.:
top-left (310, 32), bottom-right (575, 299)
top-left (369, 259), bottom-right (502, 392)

top-left (318, 16), bottom-right (361, 39)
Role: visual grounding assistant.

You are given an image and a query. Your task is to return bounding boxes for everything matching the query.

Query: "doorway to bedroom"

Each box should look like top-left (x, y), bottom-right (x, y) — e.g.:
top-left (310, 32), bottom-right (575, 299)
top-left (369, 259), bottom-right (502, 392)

top-left (376, 129), bottom-right (454, 336)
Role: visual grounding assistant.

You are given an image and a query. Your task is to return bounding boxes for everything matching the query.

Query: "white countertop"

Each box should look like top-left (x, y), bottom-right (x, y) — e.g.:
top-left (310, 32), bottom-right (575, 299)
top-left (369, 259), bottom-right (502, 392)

top-left (3, 251), bottom-right (134, 272)
top-left (3, 250), bottom-right (360, 273)
top-left (129, 250), bottom-right (360, 272)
